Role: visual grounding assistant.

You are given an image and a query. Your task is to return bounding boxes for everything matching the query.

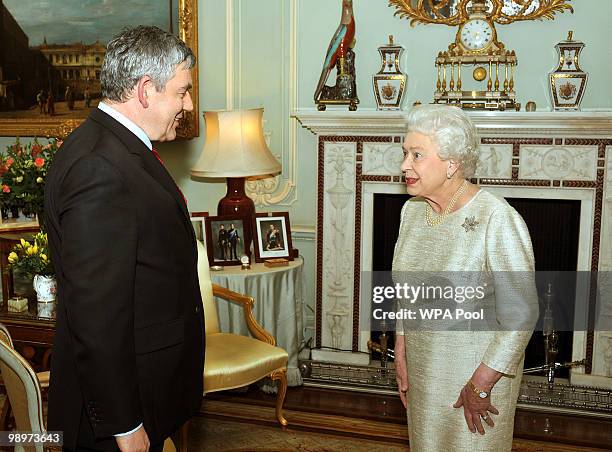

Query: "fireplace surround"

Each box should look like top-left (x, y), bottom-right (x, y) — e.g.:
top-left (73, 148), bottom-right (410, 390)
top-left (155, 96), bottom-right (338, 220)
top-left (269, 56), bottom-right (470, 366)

top-left (294, 110), bottom-right (612, 390)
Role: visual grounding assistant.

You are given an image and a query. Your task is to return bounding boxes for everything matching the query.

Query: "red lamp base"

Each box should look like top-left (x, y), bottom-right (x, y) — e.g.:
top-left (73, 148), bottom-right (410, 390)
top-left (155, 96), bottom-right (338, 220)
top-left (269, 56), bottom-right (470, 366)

top-left (217, 177), bottom-right (255, 218)
top-left (218, 177), bottom-right (254, 257)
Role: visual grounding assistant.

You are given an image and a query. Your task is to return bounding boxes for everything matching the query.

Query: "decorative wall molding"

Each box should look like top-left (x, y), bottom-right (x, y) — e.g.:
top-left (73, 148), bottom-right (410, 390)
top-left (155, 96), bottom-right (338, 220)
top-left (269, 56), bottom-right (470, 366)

top-left (292, 227), bottom-right (316, 242)
top-left (236, 0), bottom-right (299, 207)
top-left (225, 0), bottom-right (234, 110)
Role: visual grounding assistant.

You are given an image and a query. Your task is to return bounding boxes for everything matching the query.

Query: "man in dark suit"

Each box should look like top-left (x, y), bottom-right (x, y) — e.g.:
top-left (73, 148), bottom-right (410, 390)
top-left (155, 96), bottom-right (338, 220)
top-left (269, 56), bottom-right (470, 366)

top-left (44, 26), bottom-right (204, 452)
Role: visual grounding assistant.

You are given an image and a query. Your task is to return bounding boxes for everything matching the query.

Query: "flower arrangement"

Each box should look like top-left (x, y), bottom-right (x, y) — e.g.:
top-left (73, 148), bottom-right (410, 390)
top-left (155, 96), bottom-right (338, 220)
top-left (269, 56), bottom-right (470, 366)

top-left (8, 232), bottom-right (54, 279)
top-left (0, 138), bottom-right (61, 220)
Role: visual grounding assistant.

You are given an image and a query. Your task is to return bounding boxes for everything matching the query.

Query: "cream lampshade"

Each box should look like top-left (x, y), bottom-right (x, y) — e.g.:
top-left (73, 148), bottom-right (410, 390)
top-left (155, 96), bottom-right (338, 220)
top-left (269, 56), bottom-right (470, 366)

top-left (191, 108), bottom-right (281, 218)
top-left (192, 108), bottom-right (280, 258)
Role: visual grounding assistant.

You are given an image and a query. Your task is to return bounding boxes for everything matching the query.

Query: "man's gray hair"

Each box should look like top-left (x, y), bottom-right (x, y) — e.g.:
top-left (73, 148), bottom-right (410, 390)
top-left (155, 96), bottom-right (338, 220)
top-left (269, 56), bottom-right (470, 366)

top-left (101, 25), bottom-right (195, 102)
top-left (405, 105), bottom-right (480, 178)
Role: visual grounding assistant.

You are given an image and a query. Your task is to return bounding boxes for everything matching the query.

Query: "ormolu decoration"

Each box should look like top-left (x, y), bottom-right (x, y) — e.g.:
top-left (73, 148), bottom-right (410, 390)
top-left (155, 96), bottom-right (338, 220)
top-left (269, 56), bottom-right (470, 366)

top-left (388, 0), bottom-right (573, 110)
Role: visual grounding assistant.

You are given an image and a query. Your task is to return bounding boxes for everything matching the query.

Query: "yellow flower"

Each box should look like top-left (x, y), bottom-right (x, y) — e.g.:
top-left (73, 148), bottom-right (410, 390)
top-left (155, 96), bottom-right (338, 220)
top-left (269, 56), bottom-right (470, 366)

top-left (32, 245), bottom-right (38, 254)
top-left (20, 239), bottom-right (27, 246)
top-left (36, 177), bottom-right (44, 184)
top-left (41, 254), bottom-right (48, 262)
top-left (8, 252), bottom-right (18, 263)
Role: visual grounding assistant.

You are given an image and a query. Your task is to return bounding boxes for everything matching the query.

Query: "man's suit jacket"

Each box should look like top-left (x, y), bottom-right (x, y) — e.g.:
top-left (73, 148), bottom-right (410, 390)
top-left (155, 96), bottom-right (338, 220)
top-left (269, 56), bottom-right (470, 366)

top-left (44, 108), bottom-right (205, 449)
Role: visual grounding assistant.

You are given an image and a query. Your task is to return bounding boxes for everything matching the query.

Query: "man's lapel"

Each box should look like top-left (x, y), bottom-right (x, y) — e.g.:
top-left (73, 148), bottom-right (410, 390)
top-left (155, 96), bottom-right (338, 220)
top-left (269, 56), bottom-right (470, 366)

top-left (89, 108), bottom-right (193, 227)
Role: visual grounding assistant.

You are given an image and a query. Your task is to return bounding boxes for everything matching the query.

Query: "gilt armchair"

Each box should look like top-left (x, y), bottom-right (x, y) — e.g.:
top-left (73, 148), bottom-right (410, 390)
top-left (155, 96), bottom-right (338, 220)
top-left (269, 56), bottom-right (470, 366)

top-left (0, 323), bottom-right (47, 451)
top-left (196, 241), bottom-right (289, 426)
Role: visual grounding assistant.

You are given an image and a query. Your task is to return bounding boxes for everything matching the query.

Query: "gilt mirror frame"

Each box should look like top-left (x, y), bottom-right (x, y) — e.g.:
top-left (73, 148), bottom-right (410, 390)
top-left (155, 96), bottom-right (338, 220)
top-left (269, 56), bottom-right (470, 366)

top-left (0, 0), bottom-right (199, 139)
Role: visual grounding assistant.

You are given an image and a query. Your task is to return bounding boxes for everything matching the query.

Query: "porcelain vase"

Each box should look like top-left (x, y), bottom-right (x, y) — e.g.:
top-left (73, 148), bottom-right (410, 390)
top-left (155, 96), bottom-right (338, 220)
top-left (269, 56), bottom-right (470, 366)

top-left (373, 35), bottom-right (407, 110)
top-left (33, 274), bottom-right (56, 303)
top-left (549, 31), bottom-right (588, 111)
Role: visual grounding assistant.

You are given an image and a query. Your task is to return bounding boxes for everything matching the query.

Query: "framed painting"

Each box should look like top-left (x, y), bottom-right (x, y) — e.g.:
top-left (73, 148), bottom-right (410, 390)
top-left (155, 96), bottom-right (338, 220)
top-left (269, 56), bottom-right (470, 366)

top-left (204, 216), bottom-right (251, 267)
top-left (0, 0), bottom-right (198, 139)
top-left (252, 212), bottom-right (294, 263)
top-left (190, 211), bottom-right (209, 248)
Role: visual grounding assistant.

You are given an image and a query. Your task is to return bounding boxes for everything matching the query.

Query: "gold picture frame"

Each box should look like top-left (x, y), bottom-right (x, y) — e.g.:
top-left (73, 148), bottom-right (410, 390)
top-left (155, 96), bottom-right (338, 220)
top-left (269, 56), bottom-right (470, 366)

top-left (0, 0), bottom-right (199, 139)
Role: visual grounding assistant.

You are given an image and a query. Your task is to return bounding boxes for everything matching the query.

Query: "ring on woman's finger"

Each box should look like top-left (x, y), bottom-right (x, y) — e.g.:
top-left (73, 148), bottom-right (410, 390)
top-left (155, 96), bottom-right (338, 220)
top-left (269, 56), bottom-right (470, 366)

top-left (480, 414), bottom-right (489, 421)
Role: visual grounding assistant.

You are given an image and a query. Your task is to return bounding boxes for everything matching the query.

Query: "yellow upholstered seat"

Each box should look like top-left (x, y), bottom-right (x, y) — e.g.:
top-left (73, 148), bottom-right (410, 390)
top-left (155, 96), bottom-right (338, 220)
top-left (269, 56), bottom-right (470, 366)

top-left (204, 333), bottom-right (288, 392)
top-left (197, 241), bottom-right (288, 426)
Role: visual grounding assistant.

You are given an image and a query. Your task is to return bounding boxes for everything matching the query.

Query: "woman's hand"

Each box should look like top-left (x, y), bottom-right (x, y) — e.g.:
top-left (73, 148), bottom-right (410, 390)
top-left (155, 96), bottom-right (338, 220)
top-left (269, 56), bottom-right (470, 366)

top-left (453, 383), bottom-right (499, 435)
top-left (395, 334), bottom-right (409, 408)
top-left (453, 363), bottom-right (502, 435)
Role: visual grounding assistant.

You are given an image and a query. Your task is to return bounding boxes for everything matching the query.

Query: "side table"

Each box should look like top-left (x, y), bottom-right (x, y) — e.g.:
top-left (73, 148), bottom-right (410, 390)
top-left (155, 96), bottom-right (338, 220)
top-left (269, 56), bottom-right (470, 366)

top-left (0, 300), bottom-right (56, 371)
top-left (210, 257), bottom-right (304, 386)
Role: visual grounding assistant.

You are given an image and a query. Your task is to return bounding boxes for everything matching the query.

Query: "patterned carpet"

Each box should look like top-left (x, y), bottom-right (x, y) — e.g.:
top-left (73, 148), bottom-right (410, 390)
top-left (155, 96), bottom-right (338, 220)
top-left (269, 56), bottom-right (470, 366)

top-left (188, 417), bottom-right (409, 452)
top-left (192, 405), bottom-right (610, 452)
top-left (188, 416), bottom-right (611, 452)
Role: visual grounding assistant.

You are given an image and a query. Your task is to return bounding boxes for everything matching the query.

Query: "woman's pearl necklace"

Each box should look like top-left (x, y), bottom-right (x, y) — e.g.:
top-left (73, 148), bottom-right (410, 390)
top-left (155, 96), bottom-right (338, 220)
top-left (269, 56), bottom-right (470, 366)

top-left (425, 180), bottom-right (469, 227)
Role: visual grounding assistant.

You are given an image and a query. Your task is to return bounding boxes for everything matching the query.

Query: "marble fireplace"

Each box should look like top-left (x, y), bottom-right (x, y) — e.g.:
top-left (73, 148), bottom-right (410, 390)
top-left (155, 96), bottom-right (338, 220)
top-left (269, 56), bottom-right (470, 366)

top-left (294, 110), bottom-right (612, 390)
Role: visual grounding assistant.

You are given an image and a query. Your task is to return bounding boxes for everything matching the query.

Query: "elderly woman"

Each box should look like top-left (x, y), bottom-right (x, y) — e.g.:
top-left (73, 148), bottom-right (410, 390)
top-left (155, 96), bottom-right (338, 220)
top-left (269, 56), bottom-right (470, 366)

top-left (393, 105), bottom-right (538, 451)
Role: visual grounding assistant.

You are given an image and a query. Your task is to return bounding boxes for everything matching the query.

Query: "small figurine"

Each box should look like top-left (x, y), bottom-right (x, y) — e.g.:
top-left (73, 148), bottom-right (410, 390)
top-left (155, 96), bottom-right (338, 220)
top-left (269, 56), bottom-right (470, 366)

top-left (314, 0), bottom-right (359, 111)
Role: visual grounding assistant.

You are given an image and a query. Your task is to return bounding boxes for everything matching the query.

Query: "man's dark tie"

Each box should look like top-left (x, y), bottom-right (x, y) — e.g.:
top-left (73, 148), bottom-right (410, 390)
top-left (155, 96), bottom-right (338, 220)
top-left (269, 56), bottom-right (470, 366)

top-left (151, 148), bottom-right (187, 207)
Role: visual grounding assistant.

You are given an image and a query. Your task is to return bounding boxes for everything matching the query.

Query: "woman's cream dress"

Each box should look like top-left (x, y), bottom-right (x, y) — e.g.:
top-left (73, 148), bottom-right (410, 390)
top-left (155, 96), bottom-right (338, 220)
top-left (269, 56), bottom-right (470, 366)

top-left (392, 190), bottom-right (538, 452)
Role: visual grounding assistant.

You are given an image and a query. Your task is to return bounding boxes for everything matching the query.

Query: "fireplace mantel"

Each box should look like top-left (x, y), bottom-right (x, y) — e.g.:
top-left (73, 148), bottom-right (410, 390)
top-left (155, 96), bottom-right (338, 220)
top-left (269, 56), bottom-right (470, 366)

top-left (294, 109), bottom-right (612, 389)
top-left (293, 109), bottom-right (612, 137)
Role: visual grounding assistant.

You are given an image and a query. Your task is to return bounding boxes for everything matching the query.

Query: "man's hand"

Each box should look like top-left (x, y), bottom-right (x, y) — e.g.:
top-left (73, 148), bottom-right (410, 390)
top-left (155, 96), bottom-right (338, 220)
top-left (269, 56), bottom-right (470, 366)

top-left (115, 426), bottom-right (150, 452)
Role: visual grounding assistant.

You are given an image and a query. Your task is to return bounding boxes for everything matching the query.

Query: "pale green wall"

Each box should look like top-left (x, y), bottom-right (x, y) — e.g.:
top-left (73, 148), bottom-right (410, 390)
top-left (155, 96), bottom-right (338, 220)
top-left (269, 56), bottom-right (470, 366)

top-left (172, 0), bottom-right (612, 343)
top-left (2, 0), bottom-right (609, 342)
top-left (299, 0), bottom-right (611, 110)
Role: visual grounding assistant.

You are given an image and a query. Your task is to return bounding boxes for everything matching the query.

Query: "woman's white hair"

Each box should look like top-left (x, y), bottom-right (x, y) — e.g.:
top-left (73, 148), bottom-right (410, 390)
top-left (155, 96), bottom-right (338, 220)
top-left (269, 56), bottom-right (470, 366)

top-left (405, 105), bottom-right (479, 178)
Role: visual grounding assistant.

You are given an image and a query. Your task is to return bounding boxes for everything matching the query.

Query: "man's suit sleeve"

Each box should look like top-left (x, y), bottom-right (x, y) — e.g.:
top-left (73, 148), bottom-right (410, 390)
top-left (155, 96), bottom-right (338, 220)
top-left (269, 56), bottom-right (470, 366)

top-left (58, 154), bottom-right (142, 437)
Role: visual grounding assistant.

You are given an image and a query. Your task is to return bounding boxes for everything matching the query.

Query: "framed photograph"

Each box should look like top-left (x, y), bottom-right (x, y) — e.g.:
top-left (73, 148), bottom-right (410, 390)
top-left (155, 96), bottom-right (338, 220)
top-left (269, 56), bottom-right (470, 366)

top-left (204, 216), bottom-right (250, 267)
top-left (252, 212), bottom-right (293, 263)
top-left (0, 0), bottom-right (198, 139)
top-left (190, 211), bottom-right (209, 247)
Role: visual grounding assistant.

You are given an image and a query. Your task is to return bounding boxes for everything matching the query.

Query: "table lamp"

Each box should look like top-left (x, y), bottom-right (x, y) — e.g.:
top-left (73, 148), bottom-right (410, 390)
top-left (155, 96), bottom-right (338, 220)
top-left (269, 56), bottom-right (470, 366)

top-left (192, 108), bottom-right (281, 218)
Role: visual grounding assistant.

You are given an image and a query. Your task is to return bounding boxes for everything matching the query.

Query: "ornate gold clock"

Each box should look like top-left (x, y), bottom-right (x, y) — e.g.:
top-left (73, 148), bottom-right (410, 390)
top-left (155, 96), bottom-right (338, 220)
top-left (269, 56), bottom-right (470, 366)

top-left (389, 0), bottom-right (574, 110)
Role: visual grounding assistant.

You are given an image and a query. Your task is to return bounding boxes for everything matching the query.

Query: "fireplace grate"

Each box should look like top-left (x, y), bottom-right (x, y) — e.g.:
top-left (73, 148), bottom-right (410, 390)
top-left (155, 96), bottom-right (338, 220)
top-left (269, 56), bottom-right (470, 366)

top-left (301, 360), bottom-right (612, 416)
top-left (518, 380), bottom-right (612, 414)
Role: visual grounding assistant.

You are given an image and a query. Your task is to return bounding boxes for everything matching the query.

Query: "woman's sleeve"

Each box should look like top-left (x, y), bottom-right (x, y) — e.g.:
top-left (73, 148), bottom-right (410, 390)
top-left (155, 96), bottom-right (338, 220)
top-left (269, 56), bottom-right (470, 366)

top-left (392, 201), bottom-right (411, 336)
top-left (481, 206), bottom-right (539, 375)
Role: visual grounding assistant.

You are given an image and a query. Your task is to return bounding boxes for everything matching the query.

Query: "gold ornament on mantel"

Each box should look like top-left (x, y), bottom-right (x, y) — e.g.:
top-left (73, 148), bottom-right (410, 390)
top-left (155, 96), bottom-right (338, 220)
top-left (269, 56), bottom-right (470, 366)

top-left (388, 0), bottom-right (574, 111)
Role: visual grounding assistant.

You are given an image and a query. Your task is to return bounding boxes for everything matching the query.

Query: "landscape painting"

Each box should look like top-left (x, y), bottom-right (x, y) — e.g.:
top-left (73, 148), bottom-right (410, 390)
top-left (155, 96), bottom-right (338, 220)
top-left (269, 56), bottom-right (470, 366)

top-left (0, 0), bottom-right (199, 138)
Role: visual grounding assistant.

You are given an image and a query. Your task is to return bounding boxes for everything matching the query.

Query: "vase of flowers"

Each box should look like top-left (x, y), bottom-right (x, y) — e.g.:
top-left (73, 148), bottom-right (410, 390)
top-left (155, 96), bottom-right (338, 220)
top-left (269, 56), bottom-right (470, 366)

top-left (0, 138), bottom-right (61, 230)
top-left (8, 233), bottom-right (56, 302)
